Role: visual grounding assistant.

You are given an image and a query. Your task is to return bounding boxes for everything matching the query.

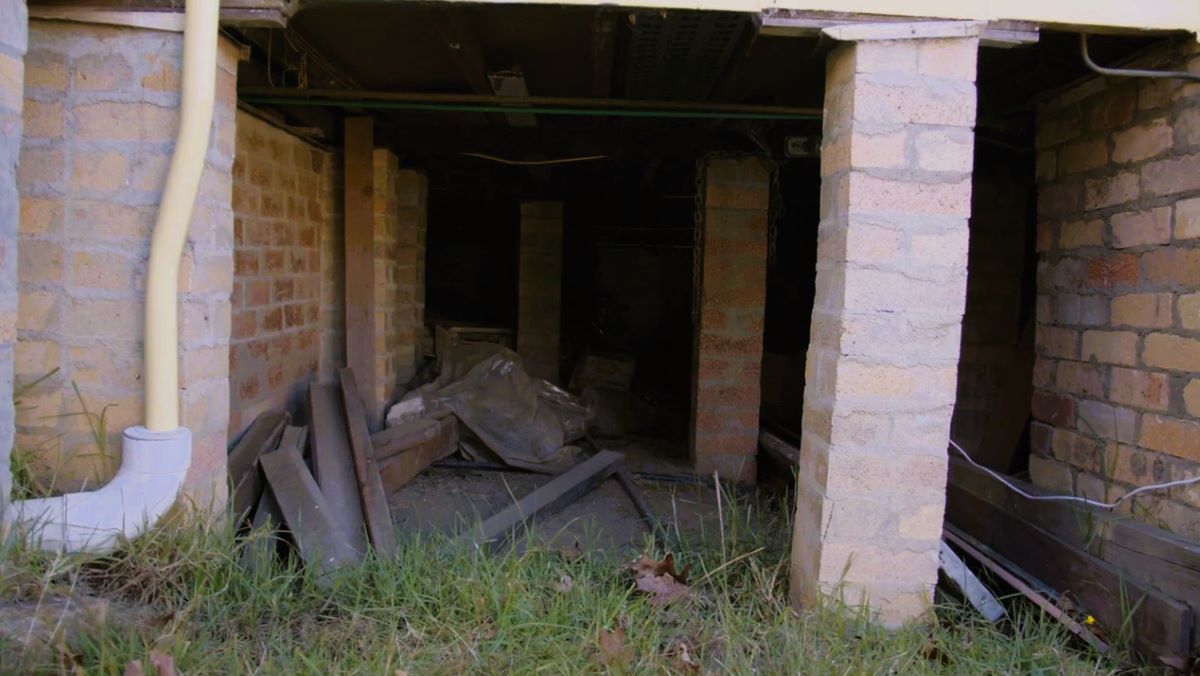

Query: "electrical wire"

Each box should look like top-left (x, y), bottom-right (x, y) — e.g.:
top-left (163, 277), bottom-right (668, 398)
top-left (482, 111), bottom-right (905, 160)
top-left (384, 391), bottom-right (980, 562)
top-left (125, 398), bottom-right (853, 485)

top-left (949, 439), bottom-right (1200, 510)
top-left (459, 152), bottom-right (607, 166)
top-left (1080, 34), bottom-right (1200, 83)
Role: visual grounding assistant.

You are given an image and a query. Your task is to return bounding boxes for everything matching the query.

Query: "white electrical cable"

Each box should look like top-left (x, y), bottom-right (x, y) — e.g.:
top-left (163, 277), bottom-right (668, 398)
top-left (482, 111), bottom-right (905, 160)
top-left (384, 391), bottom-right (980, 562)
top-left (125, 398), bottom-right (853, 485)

top-left (459, 152), bottom-right (607, 166)
top-left (949, 439), bottom-right (1200, 510)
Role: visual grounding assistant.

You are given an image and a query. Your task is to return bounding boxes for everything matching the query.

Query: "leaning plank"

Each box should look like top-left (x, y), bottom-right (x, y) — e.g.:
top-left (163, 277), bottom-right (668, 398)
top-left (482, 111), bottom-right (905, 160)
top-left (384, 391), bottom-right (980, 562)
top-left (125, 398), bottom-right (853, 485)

top-left (279, 425), bottom-right (308, 457)
top-left (228, 410), bottom-right (289, 520)
top-left (949, 456), bottom-right (1200, 649)
top-left (938, 540), bottom-right (1004, 624)
top-left (946, 482), bottom-right (1193, 665)
top-left (260, 443), bottom-right (360, 578)
top-left (458, 451), bottom-right (623, 552)
top-left (376, 417), bottom-right (459, 492)
top-left (308, 383), bottom-right (368, 557)
top-left (241, 483), bottom-right (286, 574)
top-left (339, 368), bottom-right (397, 555)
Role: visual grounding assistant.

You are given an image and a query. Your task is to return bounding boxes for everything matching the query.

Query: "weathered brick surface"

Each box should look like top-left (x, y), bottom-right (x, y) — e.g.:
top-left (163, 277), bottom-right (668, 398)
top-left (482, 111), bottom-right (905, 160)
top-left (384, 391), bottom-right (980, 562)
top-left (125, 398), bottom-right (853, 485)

top-left (518, 202), bottom-right (563, 383)
top-left (0, 0), bottom-right (25, 507)
top-left (15, 21), bottom-right (237, 507)
top-left (791, 36), bottom-right (977, 627)
top-left (689, 159), bottom-right (767, 484)
top-left (229, 112), bottom-right (338, 434)
top-left (1031, 39), bottom-right (1200, 539)
top-left (371, 151), bottom-right (426, 411)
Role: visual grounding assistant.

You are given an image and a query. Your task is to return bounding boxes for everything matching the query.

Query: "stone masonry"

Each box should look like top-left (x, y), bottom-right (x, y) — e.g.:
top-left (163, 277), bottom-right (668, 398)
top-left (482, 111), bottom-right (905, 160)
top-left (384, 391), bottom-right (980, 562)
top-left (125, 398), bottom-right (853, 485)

top-left (371, 150), bottom-right (426, 414)
top-left (517, 202), bottom-right (563, 383)
top-left (0, 0), bottom-right (27, 507)
top-left (791, 35), bottom-right (977, 625)
top-left (1030, 40), bottom-right (1200, 539)
top-left (16, 21), bottom-right (238, 507)
top-left (690, 158), bottom-right (768, 484)
top-left (229, 111), bottom-right (334, 434)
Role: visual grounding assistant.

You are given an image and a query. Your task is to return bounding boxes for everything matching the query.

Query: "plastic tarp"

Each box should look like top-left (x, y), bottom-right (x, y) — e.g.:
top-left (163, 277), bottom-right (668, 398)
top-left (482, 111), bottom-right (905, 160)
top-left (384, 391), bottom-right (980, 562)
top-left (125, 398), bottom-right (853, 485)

top-left (386, 345), bottom-right (586, 474)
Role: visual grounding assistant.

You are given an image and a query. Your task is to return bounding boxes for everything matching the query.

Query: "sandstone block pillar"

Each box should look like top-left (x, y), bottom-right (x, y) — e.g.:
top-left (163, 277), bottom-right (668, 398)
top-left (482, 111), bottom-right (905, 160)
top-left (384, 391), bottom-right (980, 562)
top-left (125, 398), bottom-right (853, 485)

top-left (517, 202), bottom-right (563, 382)
top-left (690, 158), bottom-right (769, 484)
top-left (0, 0), bottom-right (27, 507)
top-left (790, 31), bottom-right (978, 625)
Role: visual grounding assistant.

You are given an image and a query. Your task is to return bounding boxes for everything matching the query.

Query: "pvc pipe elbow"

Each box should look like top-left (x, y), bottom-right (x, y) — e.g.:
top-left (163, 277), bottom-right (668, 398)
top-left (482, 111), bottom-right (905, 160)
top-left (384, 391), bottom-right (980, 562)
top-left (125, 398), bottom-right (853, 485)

top-left (2, 427), bottom-right (191, 554)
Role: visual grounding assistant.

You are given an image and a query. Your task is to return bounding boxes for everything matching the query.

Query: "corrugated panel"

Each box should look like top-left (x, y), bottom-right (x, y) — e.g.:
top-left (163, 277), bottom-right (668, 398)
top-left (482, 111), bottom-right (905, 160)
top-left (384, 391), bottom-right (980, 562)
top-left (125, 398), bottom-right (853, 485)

top-left (623, 11), bottom-right (751, 101)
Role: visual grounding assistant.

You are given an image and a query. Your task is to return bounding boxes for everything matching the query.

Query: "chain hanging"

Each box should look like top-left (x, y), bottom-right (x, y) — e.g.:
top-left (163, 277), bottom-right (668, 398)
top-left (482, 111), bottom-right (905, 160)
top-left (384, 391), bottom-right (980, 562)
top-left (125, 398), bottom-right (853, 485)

top-left (767, 163), bottom-right (784, 267)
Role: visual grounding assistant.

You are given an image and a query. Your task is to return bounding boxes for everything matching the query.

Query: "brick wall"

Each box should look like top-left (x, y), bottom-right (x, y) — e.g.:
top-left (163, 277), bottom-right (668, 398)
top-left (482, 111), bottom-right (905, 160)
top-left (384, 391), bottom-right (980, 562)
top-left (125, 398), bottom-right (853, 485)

top-left (15, 21), bottom-right (237, 505)
top-left (1031, 41), bottom-right (1200, 539)
top-left (370, 150), bottom-right (426, 410)
top-left (791, 36), bottom-right (977, 625)
top-left (517, 202), bottom-right (563, 383)
top-left (690, 158), bottom-right (768, 483)
top-left (230, 111), bottom-right (334, 433)
top-left (0, 0), bottom-right (26, 506)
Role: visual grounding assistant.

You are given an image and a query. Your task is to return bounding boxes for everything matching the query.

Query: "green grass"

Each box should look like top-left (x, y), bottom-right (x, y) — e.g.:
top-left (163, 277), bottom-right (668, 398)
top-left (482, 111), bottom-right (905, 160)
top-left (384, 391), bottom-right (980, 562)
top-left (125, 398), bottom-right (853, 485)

top-left (0, 491), bottom-right (1121, 675)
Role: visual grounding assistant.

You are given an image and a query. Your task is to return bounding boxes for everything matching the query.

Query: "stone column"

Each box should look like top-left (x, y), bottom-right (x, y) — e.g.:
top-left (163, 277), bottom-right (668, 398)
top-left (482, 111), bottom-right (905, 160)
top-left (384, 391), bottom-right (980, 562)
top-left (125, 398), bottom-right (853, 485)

top-left (0, 0), bottom-right (27, 507)
top-left (517, 202), bottom-right (563, 383)
top-left (690, 157), bottom-right (769, 484)
top-left (790, 30), bottom-right (978, 625)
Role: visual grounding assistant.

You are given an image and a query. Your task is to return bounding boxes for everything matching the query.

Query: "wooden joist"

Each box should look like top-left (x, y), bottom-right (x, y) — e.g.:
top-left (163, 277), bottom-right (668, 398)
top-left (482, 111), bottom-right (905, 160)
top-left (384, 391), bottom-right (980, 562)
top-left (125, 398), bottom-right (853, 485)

top-left (371, 418), bottom-right (442, 461)
top-left (343, 117), bottom-right (378, 431)
top-left (228, 410), bottom-right (290, 520)
top-left (949, 455), bottom-right (1200, 653)
top-left (339, 368), bottom-right (397, 555)
top-left (260, 432), bottom-right (361, 577)
top-left (458, 451), bottom-right (624, 552)
top-left (946, 472), bottom-right (1193, 664)
top-left (308, 383), bottom-right (368, 557)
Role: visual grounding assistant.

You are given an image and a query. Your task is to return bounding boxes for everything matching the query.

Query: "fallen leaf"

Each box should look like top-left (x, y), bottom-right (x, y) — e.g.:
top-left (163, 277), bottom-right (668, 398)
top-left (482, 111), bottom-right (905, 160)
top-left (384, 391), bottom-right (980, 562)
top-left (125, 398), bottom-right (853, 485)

top-left (124, 661), bottom-right (146, 676)
top-left (669, 641), bottom-right (700, 673)
top-left (554, 575), bottom-right (574, 593)
top-left (597, 625), bottom-right (632, 669)
top-left (629, 553), bottom-right (690, 584)
top-left (635, 573), bottom-right (696, 607)
top-left (557, 539), bottom-right (584, 562)
top-left (395, 670), bottom-right (409, 676)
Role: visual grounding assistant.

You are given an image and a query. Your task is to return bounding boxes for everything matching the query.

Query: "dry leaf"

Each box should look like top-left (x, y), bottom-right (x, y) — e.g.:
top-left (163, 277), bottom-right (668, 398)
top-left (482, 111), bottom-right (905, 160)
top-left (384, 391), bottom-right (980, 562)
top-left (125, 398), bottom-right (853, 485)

top-left (557, 539), bottom-right (584, 562)
top-left (554, 575), bottom-right (574, 593)
top-left (669, 641), bottom-right (700, 673)
top-left (635, 573), bottom-right (696, 606)
top-left (629, 553), bottom-right (690, 584)
top-left (597, 625), bottom-right (632, 669)
top-left (395, 670), bottom-right (410, 676)
top-left (148, 650), bottom-right (176, 676)
top-left (124, 661), bottom-right (146, 676)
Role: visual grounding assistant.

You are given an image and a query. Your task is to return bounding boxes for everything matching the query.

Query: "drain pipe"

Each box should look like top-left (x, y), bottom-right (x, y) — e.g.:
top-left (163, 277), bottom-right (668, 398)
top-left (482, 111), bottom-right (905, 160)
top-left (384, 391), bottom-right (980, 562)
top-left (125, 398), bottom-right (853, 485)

top-left (2, 0), bottom-right (219, 553)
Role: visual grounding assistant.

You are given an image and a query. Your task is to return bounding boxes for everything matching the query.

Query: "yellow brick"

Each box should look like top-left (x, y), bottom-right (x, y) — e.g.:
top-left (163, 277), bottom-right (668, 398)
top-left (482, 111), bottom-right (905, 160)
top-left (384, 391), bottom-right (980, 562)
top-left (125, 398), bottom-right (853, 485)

top-left (21, 100), bottom-right (63, 139)
top-left (18, 291), bottom-right (57, 332)
top-left (1140, 414), bottom-right (1200, 462)
top-left (73, 102), bottom-right (177, 142)
top-left (139, 55), bottom-right (180, 92)
top-left (1111, 293), bottom-right (1173, 328)
top-left (74, 53), bottom-right (133, 91)
top-left (19, 197), bottom-right (62, 236)
top-left (1058, 138), bottom-right (1108, 174)
top-left (14, 341), bottom-right (60, 381)
top-left (70, 151), bottom-right (129, 192)
top-left (0, 52), bottom-right (22, 112)
top-left (1181, 293), bottom-right (1200, 331)
top-left (1178, 197), bottom-right (1200, 240)
top-left (1184, 380), bottom-right (1200, 418)
top-left (1059, 219), bottom-right (1104, 249)
top-left (69, 251), bottom-right (137, 291)
top-left (1143, 333), bottom-right (1200, 372)
top-left (16, 148), bottom-right (64, 188)
top-left (1111, 207), bottom-right (1171, 249)
top-left (1112, 118), bottom-right (1173, 164)
top-left (23, 54), bottom-right (67, 91)
top-left (1080, 330), bottom-right (1138, 366)
top-left (18, 240), bottom-right (63, 284)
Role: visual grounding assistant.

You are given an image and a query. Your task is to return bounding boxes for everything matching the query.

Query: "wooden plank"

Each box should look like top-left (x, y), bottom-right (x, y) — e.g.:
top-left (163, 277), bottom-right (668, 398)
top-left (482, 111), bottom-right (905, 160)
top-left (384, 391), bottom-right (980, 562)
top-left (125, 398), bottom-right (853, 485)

top-left (758, 430), bottom-right (799, 468)
top-left (308, 383), bottom-right (368, 557)
top-left (758, 10), bottom-right (1039, 47)
top-left (939, 540), bottom-right (1004, 623)
top-left (457, 451), bottom-right (623, 552)
top-left (590, 11), bottom-right (617, 98)
top-left (371, 418), bottom-right (441, 461)
top-left (260, 443), bottom-right (360, 578)
top-left (343, 116), bottom-right (378, 431)
top-left (279, 425), bottom-right (307, 457)
top-left (339, 368), bottom-right (397, 555)
top-left (946, 482), bottom-right (1193, 663)
top-left (228, 410), bottom-right (289, 520)
top-left (376, 417), bottom-right (459, 492)
top-left (241, 484), bottom-right (286, 573)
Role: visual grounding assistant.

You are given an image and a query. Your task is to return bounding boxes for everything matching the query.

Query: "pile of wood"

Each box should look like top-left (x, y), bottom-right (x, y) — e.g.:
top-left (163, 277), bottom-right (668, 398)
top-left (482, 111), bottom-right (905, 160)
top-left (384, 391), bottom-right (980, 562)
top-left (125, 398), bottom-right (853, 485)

top-left (227, 368), bottom-right (456, 577)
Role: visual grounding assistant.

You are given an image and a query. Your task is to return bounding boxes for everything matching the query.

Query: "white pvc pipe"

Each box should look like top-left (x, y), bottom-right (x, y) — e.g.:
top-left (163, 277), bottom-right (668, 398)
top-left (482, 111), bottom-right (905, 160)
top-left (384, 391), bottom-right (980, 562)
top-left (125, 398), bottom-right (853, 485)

top-left (2, 0), bottom-right (217, 553)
